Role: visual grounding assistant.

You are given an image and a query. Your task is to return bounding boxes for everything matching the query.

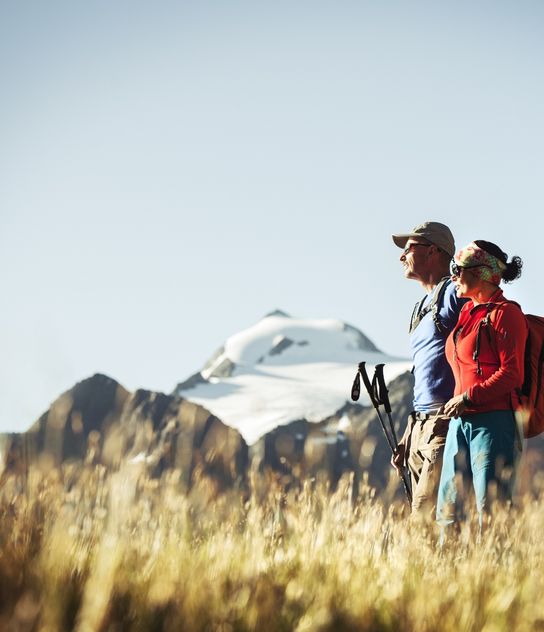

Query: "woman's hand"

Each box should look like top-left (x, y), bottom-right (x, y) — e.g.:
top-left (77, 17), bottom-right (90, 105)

top-left (443, 394), bottom-right (467, 418)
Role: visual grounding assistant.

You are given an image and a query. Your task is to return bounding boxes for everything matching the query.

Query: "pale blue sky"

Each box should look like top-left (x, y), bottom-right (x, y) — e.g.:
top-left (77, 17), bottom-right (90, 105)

top-left (1, 0), bottom-right (543, 432)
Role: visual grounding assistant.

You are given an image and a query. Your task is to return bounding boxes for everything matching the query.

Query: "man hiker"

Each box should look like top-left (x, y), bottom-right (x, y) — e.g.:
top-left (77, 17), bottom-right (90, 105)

top-left (391, 221), bottom-right (466, 515)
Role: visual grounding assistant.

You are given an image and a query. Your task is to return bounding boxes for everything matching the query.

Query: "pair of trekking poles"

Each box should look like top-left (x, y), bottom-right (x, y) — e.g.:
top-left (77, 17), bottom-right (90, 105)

top-left (351, 362), bottom-right (413, 505)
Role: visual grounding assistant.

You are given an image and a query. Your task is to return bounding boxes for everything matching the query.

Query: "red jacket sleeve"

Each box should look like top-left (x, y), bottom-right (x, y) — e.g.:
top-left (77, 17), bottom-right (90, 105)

top-left (467, 303), bottom-right (528, 407)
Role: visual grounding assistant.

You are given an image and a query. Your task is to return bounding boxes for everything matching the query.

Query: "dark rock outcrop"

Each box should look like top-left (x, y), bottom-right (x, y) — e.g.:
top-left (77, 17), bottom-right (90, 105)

top-left (269, 336), bottom-right (295, 356)
top-left (1, 374), bottom-right (248, 492)
top-left (174, 371), bottom-right (208, 391)
top-left (266, 309), bottom-right (291, 318)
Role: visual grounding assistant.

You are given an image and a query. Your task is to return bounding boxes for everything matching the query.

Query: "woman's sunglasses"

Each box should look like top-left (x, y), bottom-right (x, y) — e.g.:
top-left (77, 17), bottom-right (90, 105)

top-left (449, 261), bottom-right (491, 277)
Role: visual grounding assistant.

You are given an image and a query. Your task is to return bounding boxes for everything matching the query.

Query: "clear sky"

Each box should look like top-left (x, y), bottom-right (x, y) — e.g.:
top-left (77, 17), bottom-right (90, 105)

top-left (1, 0), bottom-right (543, 432)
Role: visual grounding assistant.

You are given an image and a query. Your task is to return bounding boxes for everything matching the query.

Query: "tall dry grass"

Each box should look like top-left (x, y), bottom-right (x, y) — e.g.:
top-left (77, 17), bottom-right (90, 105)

top-left (1, 463), bottom-right (544, 632)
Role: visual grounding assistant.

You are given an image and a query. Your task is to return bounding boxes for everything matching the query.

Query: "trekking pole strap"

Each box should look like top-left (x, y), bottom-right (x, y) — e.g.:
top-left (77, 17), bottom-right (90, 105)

top-left (373, 364), bottom-right (392, 414)
top-left (350, 371), bottom-right (361, 402)
top-left (358, 362), bottom-right (377, 408)
top-left (374, 363), bottom-right (401, 447)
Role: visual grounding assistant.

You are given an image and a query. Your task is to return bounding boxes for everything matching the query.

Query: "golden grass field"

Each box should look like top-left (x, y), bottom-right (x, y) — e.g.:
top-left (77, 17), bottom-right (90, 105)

top-left (1, 464), bottom-right (544, 632)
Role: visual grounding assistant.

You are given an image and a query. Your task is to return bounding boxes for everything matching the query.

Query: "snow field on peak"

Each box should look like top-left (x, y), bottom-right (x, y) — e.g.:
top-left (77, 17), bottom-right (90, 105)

top-left (181, 354), bottom-right (411, 445)
top-left (221, 315), bottom-right (375, 366)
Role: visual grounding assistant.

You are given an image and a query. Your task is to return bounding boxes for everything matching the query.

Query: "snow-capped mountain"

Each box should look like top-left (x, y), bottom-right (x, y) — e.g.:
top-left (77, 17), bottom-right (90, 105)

top-left (174, 311), bottom-right (412, 445)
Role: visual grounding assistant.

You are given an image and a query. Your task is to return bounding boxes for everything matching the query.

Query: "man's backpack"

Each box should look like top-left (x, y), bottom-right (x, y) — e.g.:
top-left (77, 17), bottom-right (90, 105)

top-left (409, 277), bottom-right (451, 334)
top-left (474, 303), bottom-right (544, 438)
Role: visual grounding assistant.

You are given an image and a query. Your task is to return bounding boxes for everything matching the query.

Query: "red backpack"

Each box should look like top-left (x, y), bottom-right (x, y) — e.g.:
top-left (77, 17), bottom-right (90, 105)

top-left (475, 305), bottom-right (544, 438)
top-left (515, 314), bottom-right (544, 438)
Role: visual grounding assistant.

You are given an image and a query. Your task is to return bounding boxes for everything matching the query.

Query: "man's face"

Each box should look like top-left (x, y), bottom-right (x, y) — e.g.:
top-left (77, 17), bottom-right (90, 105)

top-left (399, 239), bottom-right (432, 281)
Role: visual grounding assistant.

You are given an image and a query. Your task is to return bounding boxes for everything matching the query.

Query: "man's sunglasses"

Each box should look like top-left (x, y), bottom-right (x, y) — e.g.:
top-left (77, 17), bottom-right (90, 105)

top-left (402, 243), bottom-right (431, 256)
top-left (449, 261), bottom-right (491, 277)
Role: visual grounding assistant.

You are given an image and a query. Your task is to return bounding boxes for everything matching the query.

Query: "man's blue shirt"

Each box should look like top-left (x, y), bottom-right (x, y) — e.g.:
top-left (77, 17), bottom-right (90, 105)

top-left (411, 281), bottom-right (466, 413)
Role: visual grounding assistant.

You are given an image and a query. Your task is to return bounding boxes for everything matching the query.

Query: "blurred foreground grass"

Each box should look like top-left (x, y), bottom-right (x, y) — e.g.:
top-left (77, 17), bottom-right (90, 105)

top-left (1, 464), bottom-right (544, 632)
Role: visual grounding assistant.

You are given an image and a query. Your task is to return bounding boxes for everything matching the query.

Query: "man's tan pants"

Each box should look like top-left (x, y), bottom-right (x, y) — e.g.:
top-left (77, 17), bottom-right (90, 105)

top-left (404, 412), bottom-right (450, 514)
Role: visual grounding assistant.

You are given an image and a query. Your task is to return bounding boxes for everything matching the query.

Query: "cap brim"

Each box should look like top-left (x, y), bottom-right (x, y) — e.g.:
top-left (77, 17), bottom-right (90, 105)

top-left (392, 233), bottom-right (413, 249)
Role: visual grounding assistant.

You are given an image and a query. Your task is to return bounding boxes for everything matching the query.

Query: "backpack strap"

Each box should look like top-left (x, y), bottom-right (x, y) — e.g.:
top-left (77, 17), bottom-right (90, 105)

top-left (431, 279), bottom-right (451, 334)
top-left (409, 297), bottom-right (426, 333)
top-left (472, 300), bottom-right (522, 375)
top-left (473, 305), bottom-right (494, 376)
top-left (409, 277), bottom-right (451, 334)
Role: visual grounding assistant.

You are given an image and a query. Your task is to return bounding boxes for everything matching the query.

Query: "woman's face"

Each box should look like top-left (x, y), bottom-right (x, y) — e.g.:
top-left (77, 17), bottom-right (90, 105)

top-left (450, 265), bottom-right (484, 299)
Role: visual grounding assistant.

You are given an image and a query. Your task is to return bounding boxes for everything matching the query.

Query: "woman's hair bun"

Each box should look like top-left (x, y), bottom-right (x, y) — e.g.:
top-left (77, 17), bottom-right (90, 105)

top-left (503, 255), bottom-right (523, 283)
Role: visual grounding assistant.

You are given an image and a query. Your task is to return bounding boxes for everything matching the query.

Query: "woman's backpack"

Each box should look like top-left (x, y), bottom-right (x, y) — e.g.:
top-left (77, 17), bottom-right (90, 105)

top-left (516, 314), bottom-right (544, 438)
top-left (475, 303), bottom-right (544, 438)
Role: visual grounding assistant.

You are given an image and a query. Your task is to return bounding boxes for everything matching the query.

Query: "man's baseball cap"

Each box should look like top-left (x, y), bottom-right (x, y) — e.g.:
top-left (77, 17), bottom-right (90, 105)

top-left (392, 221), bottom-right (455, 257)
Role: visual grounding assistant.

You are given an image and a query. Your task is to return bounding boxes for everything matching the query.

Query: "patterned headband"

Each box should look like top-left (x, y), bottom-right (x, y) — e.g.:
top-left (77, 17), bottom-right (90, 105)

top-left (454, 242), bottom-right (507, 286)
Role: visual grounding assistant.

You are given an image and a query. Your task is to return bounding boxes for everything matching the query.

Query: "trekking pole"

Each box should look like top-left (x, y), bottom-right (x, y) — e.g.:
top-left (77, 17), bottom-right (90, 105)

top-left (373, 364), bottom-right (399, 446)
top-left (355, 363), bottom-right (397, 454)
top-left (372, 364), bottom-right (413, 505)
top-left (351, 362), bottom-right (412, 505)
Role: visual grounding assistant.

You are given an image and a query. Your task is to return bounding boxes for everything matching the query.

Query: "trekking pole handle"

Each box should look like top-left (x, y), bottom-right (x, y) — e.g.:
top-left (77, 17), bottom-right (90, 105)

top-left (358, 362), bottom-right (377, 407)
top-left (373, 365), bottom-right (400, 446)
top-left (374, 364), bottom-right (392, 414)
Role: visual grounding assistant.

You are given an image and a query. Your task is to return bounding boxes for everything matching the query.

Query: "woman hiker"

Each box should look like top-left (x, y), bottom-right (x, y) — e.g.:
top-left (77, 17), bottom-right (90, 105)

top-left (436, 239), bottom-right (527, 533)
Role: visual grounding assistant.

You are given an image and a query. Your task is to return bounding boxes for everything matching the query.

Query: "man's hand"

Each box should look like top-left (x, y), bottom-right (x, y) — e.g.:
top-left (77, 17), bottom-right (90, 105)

top-left (391, 444), bottom-right (405, 477)
top-left (443, 394), bottom-right (467, 418)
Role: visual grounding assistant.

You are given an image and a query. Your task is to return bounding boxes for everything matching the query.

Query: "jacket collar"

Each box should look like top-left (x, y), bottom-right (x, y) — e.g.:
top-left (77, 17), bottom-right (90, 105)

top-left (468, 287), bottom-right (504, 314)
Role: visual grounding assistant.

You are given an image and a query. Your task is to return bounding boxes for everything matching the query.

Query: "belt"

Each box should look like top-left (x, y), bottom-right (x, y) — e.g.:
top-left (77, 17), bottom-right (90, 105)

top-left (413, 410), bottom-right (448, 422)
top-left (413, 411), bottom-right (433, 421)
